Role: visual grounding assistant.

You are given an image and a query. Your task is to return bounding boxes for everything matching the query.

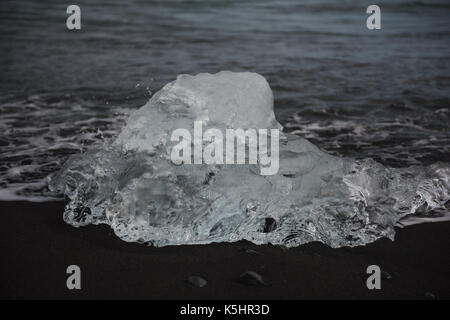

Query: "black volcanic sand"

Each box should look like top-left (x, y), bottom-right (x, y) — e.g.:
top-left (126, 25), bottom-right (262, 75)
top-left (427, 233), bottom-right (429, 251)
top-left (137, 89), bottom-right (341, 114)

top-left (0, 201), bottom-right (449, 299)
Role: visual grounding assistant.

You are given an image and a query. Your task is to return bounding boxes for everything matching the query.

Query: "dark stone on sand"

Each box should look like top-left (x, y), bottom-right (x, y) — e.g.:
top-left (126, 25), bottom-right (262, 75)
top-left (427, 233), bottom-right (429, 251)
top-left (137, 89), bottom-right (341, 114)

top-left (275, 244), bottom-right (289, 252)
top-left (238, 271), bottom-right (267, 286)
top-left (238, 247), bottom-right (264, 255)
top-left (381, 270), bottom-right (392, 280)
top-left (186, 275), bottom-right (208, 288)
top-left (425, 292), bottom-right (437, 299)
top-left (263, 217), bottom-right (277, 233)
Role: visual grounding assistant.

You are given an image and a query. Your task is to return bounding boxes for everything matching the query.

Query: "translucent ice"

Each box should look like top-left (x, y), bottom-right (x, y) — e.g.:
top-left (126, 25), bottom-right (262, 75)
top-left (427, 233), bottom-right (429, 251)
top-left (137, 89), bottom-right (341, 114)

top-left (49, 71), bottom-right (450, 247)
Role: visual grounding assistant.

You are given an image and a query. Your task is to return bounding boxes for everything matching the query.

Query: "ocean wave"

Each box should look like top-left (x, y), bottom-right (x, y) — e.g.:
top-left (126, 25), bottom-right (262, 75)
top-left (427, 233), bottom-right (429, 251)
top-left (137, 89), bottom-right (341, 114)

top-left (0, 92), bottom-right (136, 200)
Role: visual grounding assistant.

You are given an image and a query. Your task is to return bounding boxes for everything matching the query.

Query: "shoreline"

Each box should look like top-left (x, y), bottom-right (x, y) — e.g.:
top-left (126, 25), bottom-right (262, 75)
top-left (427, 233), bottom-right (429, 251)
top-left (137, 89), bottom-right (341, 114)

top-left (1, 200), bottom-right (449, 299)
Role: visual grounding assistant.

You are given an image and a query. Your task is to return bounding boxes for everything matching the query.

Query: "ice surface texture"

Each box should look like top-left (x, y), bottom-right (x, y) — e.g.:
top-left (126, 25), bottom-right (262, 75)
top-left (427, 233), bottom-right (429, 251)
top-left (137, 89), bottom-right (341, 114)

top-left (49, 71), bottom-right (450, 247)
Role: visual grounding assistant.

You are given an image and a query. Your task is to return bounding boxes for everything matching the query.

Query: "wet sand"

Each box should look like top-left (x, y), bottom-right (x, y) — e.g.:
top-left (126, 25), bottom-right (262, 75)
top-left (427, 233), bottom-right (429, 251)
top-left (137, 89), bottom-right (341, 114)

top-left (0, 201), bottom-right (449, 299)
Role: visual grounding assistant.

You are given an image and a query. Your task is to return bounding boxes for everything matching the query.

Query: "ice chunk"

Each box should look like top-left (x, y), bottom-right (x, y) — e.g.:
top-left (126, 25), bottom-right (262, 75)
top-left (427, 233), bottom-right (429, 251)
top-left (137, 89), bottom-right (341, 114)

top-left (115, 71), bottom-right (281, 154)
top-left (49, 71), bottom-right (450, 248)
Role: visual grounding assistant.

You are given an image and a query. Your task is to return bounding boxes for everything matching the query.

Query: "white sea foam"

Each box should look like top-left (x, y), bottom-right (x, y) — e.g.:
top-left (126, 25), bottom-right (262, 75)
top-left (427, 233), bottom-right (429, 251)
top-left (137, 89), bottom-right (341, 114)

top-left (0, 180), bottom-right (59, 202)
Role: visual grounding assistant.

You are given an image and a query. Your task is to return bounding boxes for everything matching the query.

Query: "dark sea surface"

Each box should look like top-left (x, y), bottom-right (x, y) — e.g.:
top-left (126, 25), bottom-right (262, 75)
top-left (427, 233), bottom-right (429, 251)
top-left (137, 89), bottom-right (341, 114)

top-left (0, 0), bottom-right (449, 199)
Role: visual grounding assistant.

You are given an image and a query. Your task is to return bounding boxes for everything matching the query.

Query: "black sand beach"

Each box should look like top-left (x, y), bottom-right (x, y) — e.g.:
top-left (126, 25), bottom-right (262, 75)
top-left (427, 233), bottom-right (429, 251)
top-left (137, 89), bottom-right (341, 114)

top-left (0, 201), bottom-right (449, 300)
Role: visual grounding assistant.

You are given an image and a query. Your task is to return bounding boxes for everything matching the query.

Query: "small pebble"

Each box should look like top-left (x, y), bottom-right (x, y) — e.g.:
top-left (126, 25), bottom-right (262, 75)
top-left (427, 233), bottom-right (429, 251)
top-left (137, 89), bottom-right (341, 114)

top-left (239, 247), bottom-right (264, 256)
top-left (238, 271), bottom-right (267, 286)
top-left (186, 275), bottom-right (208, 288)
top-left (425, 292), bottom-right (437, 299)
top-left (275, 244), bottom-right (289, 252)
top-left (381, 270), bottom-right (392, 280)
